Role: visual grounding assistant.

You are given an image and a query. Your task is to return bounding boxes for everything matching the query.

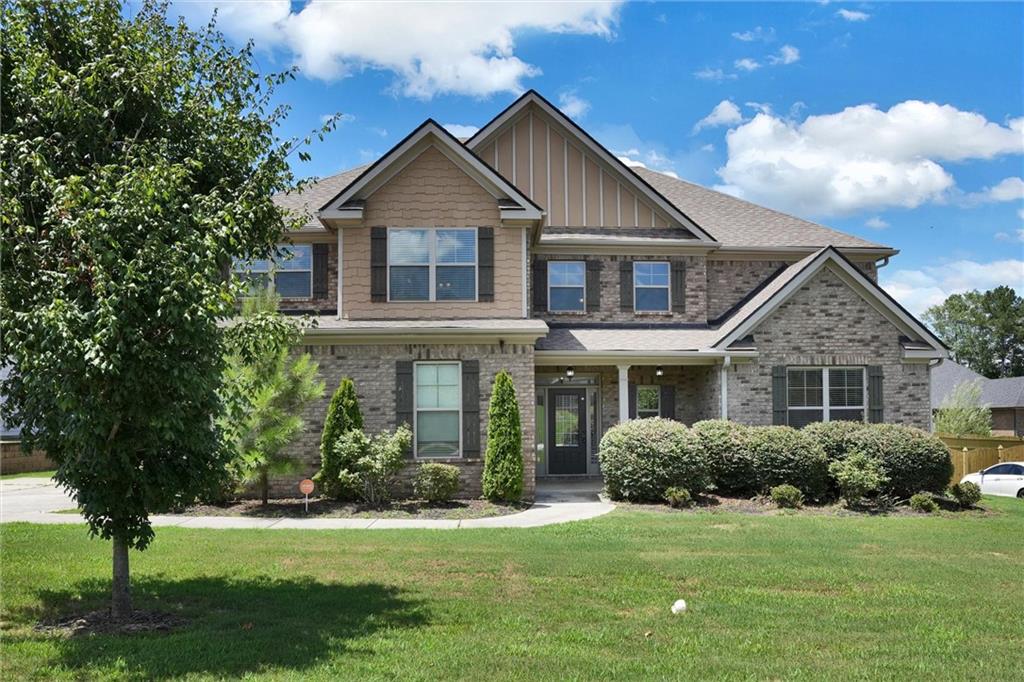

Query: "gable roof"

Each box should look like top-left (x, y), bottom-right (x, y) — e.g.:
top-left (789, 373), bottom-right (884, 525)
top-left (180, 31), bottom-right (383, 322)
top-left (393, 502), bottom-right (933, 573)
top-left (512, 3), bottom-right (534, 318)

top-left (931, 361), bottom-right (1024, 409)
top-left (465, 90), bottom-right (718, 244)
top-left (711, 246), bottom-right (946, 353)
top-left (633, 168), bottom-right (892, 252)
top-left (319, 119), bottom-right (543, 222)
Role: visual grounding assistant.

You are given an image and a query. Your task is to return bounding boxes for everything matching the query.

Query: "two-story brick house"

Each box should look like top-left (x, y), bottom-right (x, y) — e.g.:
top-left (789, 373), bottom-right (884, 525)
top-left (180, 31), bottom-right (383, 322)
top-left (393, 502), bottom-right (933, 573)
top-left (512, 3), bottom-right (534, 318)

top-left (253, 91), bottom-right (946, 499)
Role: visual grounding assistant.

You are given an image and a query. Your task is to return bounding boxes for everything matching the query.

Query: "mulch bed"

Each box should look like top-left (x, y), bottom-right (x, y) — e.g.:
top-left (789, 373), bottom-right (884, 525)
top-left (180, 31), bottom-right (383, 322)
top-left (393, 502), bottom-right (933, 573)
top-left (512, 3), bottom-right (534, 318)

top-left (36, 609), bottom-right (188, 637)
top-left (178, 497), bottom-right (530, 520)
top-left (613, 493), bottom-right (996, 517)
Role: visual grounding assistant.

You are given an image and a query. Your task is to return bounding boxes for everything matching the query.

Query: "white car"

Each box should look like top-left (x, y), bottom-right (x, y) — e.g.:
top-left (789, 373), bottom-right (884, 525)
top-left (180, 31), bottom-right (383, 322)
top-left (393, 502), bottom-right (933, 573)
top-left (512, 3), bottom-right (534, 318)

top-left (960, 461), bottom-right (1024, 498)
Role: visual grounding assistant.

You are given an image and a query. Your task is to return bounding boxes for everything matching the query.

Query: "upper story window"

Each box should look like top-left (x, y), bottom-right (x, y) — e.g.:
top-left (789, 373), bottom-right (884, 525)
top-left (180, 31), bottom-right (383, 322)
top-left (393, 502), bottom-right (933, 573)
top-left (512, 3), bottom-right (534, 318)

top-left (787, 367), bottom-right (866, 428)
top-left (548, 261), bottom-right (586, 312)
top-left (636, 386), bottom-right (661, 418)
top-left (233, 244), bottom-right (312, 299)
top-left (389, 228), bottom-right (477, 301)
top-left (634, 262), bottom-right (670, 312)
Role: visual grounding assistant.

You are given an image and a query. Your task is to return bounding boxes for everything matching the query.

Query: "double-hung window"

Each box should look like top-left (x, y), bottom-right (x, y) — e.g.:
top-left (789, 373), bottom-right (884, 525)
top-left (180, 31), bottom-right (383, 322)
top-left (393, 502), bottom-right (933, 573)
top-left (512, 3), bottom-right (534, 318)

top-left (232, 244), bottom-right (312, 298)
top-left (414, 362), bottom-right (461, 458)
top-left (634, 262), bottom-right (670, 312)
top-left (787, 367), bottom-right (866, 427)
top-left (389, 228), bottom-right (477, 301)
top-left (548, 261), bottom-right (586, 312)
top-left (636, 386), bottom-right (661, 418)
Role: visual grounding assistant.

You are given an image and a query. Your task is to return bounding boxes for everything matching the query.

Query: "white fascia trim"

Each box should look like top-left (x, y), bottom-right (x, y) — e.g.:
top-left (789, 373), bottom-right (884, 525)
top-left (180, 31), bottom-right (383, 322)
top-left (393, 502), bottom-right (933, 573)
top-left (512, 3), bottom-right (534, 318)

top-left (319, 207), bottom-right (364, 221)
top-left (303, 324), bottom-right (549, 345)
top-left (466, 93), bottom-right (717, 244)
top-left (712, 248), bottom-right (947, 353)
top-left (710, 245), bottom-right (899, 259)
top-left (534, 350), bottom-right (758, 366)
top-left (320, 121), bottom-right (542, 221)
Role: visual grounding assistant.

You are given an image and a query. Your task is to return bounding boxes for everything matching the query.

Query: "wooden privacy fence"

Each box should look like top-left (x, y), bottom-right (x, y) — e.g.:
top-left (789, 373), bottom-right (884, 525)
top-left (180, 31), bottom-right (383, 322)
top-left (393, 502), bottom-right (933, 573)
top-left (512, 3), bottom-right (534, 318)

top-left (938, 434), bottom-right (1024, 485)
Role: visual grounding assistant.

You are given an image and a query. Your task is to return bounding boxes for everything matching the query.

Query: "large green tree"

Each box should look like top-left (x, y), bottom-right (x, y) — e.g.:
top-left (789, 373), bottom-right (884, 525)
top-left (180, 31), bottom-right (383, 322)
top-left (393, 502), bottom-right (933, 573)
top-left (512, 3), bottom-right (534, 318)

top-left (0, 0), bottom-right (333, 619)
top-left (924, 286), bottom-right (1024, 378)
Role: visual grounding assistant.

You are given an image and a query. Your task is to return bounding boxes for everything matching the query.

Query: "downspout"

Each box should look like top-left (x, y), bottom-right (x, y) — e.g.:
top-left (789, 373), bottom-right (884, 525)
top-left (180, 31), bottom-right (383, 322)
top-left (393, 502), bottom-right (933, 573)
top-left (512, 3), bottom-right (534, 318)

top-left (336, 227), bottom-right (343, 320)
top-left (720, 356), bottom-right (731, 420)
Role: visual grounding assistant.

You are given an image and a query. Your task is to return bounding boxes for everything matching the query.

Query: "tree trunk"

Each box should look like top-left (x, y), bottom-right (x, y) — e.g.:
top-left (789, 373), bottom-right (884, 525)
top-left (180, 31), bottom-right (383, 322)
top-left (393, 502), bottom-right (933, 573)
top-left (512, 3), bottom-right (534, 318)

top-left (112, 536), bottom-right (132, 620)
top-left (261, 470), bottom-right (269, 505)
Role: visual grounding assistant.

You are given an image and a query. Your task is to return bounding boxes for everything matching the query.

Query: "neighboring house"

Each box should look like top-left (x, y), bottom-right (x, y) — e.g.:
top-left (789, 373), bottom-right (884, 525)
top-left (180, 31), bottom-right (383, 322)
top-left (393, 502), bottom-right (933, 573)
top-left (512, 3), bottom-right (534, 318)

top-left (249, 90), bottom-right (947, 498)
top-left (931, 360), bottom-right (1024, 436)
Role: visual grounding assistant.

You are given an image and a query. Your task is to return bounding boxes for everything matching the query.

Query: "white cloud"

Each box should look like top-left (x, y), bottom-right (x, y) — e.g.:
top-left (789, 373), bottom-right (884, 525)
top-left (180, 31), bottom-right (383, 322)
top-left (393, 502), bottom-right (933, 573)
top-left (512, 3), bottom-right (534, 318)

top-left (745, 101), bottom-right (773, 115)
top-left (882, 259), bottom-right (1024, 317)
top-left (994, 229), bottom-right (1024, 243)
top-left (693, 100), bottom-right (744, 132)
top-left (369, 127), bottom-right (389, 138)
top-left (865, 216), bottom-right (889, 229)
top-left (734, 58), bottom-right (761, 72)
top-left (767, 45), bottom-right (800, 65)
top-left (174, 1), bottom-right (621, 98)
top-left (717, 101), bottom-right (1024, 216)
top-left (443, 123), bottom-right (480, 138)
top-left (968, 176), bottom-right (1024, 203)
top-left (837, 9), bottom-right (871, 21)
top-left (694, 67), bottom-right (737, 82)
top-left (701, 143), bottom-right (715, 152)
top-left (617, 155), bottom-right (646, 168)
top-left (732, 26), bottom-right (775, 42)
top-left (558, 91), bottom-right (591, 119)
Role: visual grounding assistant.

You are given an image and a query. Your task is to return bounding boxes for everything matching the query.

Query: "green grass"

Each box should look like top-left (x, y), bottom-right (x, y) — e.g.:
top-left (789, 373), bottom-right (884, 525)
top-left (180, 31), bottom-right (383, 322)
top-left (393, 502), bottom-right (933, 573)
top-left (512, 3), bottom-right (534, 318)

top-left (2, 498), bottom-right (1023, 681)
top-left (0, 469), bottom-right (55, 480)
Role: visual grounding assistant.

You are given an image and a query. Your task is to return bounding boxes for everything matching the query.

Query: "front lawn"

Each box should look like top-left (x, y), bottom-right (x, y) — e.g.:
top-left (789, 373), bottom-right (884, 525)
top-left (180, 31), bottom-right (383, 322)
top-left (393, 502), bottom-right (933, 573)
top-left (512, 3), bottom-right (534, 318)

top-left (0, 469), bottom-right (55, 480)
top-left (2, 498), bottom-right (1022, 680)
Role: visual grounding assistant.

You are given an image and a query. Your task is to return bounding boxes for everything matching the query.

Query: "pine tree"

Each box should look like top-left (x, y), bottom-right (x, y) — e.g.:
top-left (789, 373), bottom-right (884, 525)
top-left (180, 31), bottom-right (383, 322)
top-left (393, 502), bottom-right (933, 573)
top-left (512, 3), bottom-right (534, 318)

top-left (482, 371), bottom-right (524, 502)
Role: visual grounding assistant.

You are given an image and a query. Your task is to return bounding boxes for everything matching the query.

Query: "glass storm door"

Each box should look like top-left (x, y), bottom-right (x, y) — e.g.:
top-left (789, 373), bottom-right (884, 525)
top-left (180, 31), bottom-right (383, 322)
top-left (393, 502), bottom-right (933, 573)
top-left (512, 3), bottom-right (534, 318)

top-left (548, 388), bottom-right (587, 475)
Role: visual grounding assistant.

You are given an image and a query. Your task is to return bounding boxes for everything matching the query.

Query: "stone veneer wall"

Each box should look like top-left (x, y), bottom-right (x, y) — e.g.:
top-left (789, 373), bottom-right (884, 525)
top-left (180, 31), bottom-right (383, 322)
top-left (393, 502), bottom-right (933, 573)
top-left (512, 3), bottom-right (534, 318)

top-left (726, 265), bottom-right (930, 429)
top-left (277, 239), bottom-right (337, 313)
top-left (533, 254), bottom-right (707, 324)
top-left (270, 342), bottom-right (536, 500)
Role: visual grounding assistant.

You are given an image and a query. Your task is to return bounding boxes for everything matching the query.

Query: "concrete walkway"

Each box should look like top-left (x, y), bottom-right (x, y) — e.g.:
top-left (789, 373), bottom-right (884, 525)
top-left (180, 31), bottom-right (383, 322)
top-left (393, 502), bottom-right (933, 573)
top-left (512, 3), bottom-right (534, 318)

top-left (1, 476), bottom-right (614, 529)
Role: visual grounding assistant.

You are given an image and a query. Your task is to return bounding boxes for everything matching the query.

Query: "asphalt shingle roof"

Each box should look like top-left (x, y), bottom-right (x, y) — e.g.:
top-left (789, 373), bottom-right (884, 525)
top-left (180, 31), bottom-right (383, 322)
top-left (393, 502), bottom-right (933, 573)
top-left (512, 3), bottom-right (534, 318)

top-left (272, 165), bottom-right (368, 230)
top-left (931, 361), bottom-right (1024, 409)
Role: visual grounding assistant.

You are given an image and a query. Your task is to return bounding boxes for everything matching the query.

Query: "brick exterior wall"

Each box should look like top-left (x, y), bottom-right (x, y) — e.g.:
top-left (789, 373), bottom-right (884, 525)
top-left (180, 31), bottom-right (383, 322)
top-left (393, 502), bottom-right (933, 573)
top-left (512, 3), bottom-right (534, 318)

top-left (342, 145), bottom-right (526, 320)
top-left (277, 239), bottom-right (337, 313)
top-left (533, 254), bottom-right (708, 324)
top-left (271, 342), bottom-right (536, 500)
top-left (726, 265), bottom-right (930, 429)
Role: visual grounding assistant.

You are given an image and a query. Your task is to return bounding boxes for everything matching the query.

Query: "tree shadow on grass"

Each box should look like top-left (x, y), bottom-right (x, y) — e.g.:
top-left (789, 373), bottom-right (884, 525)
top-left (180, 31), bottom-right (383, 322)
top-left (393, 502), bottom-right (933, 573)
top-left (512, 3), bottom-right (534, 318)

top-left (14, 575), bottom-right (428, 679)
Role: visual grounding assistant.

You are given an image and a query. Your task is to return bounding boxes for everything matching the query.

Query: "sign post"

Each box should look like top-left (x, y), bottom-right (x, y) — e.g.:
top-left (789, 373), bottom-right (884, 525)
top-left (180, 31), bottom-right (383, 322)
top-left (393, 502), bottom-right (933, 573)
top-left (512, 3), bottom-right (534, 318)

top-left (299, 478), bottom-right (314, 513)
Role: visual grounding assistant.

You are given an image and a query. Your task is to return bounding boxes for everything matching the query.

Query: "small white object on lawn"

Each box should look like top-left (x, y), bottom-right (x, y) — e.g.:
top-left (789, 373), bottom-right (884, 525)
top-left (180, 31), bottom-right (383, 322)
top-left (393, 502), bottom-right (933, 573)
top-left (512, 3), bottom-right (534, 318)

top-left (671, 599), bottom-right (687, 614)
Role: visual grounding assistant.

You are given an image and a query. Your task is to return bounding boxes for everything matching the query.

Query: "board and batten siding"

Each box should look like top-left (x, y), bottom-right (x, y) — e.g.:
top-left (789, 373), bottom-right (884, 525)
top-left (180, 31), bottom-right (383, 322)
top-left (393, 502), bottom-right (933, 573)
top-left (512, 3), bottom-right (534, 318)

top-left (474, 106), bottom-right (673, 228)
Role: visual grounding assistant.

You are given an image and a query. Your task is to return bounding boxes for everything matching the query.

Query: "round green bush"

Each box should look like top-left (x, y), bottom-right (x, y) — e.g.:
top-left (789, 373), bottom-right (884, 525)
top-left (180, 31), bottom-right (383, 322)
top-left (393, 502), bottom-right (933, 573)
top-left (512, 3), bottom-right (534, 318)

top-left (802, 420), bottom-right (871, 462)
top-left (949, 481), bottom-right (982, 509)
top-left (664, 486), bottom-right (692, 508)
top-left (845, 424), bottom-right (952, 497)
top-left (691, 419), bottom-right (757, 496)
top-left (413, 462), bottom-right (461, 503)
top-left (769, 484), bottom-right (804, 509)
top-left (598, 418), bottom-right (711, 502)
top-left (909, 492), bottom-right (938, 513)
top-left (747, 426), bottom-right (829, 500)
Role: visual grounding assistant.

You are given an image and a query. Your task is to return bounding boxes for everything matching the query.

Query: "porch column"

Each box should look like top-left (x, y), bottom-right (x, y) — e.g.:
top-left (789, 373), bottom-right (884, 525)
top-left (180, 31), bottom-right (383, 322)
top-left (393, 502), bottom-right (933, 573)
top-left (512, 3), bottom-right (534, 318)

top-left (617, 364), bottom-right (630, 423)
top-left (720, 357), bottom-right (731, 419)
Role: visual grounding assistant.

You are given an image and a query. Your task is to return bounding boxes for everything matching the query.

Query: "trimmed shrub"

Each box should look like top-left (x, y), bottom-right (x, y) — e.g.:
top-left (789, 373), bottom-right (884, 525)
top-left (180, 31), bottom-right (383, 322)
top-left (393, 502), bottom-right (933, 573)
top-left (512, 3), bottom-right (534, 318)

top-left (664, 486), bottom-right (692, 508)
top-left (315, 378), bottom-right (364, 500)
top-left (414, 463), bottom-right (461, 503)
top-left (909, 492), bottom-right (938, 513)
top-left (829, 451), bottom-right (889, 507)
top-left (949, 481), bottom-right (982, 509)
top-left (356, 425), bottom-right (412, 506)
top-left (770, 484), bottom-right (804, 509)
top-left (845, 424), bottom-right (952, 497)
top-left (692, 419), bottom-right (757, 496)
top-left (598, 418), bottom-right (711, 502)
top-left (747, 426), bottom-right (829, 500)
top-left (802, 420), bottom-right (871, 462)
top-left (482, 371), bottom-right (524, 502)
top-left (328, 430), bottom-right (372, 501)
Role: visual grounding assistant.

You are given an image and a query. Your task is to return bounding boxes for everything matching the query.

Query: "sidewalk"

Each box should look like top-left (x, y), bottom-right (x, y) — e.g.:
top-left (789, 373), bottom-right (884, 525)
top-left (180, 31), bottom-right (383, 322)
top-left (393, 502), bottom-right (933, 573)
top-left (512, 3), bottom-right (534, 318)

top-left (1, 477), bottom-right (614, 529)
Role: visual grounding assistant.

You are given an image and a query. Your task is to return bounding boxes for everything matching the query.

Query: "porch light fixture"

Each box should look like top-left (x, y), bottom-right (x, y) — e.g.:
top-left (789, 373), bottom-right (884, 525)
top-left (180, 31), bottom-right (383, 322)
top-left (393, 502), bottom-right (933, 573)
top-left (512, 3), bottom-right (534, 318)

top-left (655, 366), bottom-right (664, 377)
top-left (565, 366), bottom-right (575, 378)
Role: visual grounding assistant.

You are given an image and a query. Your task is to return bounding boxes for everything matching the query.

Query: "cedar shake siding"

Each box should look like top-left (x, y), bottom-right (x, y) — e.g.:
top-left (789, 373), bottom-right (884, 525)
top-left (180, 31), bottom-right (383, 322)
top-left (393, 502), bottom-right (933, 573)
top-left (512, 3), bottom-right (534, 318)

top-left (341, 145), bottom-right (526, 320)
top-left (726, 266), bottom-right (931, 429)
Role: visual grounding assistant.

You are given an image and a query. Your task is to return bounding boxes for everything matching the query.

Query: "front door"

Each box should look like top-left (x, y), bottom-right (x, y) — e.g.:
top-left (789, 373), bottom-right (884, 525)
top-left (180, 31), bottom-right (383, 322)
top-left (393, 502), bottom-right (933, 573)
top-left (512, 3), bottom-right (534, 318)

top-left (548, 388), bottom-right (587, 475)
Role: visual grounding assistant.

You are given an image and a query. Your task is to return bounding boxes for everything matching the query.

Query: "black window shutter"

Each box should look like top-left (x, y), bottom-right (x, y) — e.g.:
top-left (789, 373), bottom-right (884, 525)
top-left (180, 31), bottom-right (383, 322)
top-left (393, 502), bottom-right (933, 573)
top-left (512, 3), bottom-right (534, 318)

top-left (462, 360), bottom-right (481, 457)
top-left (771, 366), bottom-right (788, 425)
top-left (628, 382), bottom-right (637, 419)
top-left (671, 262), bottom-right (686, 314)
top-left (478, 227), bottom-right (494, 302)
top-left (532, 261), bottom-right (548, 312)
top-left (660, 385), bottom-right (675, 420)
top-left (585, 260), bottom-right (602, 312)
top-left (312, 243), bottom-right (329, 299)
top-left (868, 366), bottom-right (884, 423)
top-left (396, 361), bottom-right (414, 458)
top-left (619, 260), bottom-right (633, 311)
top-left (371, 227), bottom-right (387, 302)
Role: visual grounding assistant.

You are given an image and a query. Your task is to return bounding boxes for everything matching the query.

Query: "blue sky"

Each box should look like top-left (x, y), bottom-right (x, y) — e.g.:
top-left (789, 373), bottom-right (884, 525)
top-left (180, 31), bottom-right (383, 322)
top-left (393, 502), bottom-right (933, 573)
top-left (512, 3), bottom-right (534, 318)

top-left (173, 1), bottom-right (1024, 316)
